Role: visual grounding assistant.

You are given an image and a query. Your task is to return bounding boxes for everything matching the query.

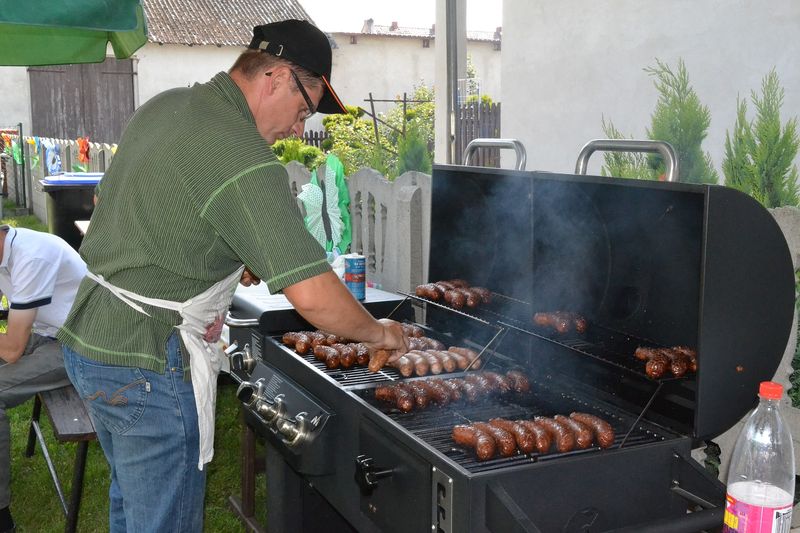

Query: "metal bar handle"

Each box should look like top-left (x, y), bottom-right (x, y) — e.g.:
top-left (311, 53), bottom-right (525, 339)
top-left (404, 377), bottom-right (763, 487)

top-left (574, 139), bottom-right (679, 182)
top-left (225, 311), bottom-right (259, 328)
top-left (463, 138), bottom-right (527, 171)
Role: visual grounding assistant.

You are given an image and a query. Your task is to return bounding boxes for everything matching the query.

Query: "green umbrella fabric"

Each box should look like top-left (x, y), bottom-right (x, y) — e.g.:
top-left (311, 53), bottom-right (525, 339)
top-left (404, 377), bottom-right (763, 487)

top-left (0, 0), bottom-right (147, 66)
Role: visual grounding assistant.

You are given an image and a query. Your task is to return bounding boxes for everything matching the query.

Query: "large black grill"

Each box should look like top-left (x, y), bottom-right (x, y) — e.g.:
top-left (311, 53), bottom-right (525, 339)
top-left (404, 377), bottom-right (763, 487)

top-left (226, 164), bottom-right (794, 533)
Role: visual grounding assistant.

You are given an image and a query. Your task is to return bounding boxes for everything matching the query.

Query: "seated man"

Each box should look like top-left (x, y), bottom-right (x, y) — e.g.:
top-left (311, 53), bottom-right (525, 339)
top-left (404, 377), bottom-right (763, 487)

top-left (0, 225), bottom-right (87, 533)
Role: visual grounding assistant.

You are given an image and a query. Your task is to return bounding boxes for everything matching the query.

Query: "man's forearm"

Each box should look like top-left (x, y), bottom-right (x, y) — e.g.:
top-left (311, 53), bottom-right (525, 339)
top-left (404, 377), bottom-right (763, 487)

top-left (283, 271), bottom-right (385, 343)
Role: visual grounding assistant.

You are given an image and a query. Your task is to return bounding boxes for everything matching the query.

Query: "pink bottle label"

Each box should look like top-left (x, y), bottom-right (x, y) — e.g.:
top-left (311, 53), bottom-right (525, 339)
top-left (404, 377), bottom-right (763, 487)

top-left (723, 493), bottom-right (792, 533)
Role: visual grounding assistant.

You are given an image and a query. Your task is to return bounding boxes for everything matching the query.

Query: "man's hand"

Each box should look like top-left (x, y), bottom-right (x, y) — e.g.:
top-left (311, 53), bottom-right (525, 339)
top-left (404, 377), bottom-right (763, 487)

top-left (240, 267), bottom-right (261, 287)
top-left (365, 318), bottom-right (409, 372)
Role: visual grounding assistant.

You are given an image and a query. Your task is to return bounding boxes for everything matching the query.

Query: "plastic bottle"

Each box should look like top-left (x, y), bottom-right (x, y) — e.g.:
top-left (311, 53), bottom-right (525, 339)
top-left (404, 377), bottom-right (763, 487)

top-left (723, 381), bottom-right (795, 532)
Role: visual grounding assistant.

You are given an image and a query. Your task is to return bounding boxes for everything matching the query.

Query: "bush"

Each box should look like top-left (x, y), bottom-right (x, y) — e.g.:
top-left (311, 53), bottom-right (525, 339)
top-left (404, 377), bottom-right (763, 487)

top-left (601, 58), bottom-right (718, 184)
top-left (722, 69), bottom-right (799, 208)
top-left (397, 122), bottom-right (432, 175)
top-left (271, 137), bottom-right (325, 170)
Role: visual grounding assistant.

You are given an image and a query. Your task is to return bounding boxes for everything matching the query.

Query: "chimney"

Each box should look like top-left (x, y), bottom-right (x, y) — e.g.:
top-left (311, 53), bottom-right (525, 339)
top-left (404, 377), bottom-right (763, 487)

top-left (390, 21), bottom-right (399, 31)
top-left (430, 23), bottom-right (435, 36)
top-left (494, 26), bottom-right (502, 40)
top-left (361, 18), bottom-right (374, 33)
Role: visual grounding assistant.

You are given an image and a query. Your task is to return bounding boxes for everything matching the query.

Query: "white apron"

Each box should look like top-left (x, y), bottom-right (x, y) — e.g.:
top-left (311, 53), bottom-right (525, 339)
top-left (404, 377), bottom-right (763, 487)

top-left (86, 265), bottom-right (246, 469)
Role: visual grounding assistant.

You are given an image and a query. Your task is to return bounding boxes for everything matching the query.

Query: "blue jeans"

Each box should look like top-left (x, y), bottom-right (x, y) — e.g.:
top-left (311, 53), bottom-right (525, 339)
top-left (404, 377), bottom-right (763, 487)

top-left (62, 333), bottom-right (205, 533)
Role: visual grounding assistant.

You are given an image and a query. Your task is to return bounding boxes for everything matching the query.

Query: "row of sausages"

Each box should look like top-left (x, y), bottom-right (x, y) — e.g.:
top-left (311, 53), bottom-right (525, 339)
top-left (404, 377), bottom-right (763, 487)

top-left (532, 311), bottom-right (588, 334)
top-left (452, 412), bottom-right (614, 461)
top-left (635, 346), bottom-right (698, 379)
top-left (388, 346), bottom-right (483, 377)
top-left (415, 280), bottom-right (492, 310)
top-left (374, 370), bottom-right (531, 412)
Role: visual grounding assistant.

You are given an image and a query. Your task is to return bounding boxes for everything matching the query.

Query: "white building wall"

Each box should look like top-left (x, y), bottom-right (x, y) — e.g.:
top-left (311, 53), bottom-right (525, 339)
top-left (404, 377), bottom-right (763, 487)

top-left (502, 0), bottom-right (800, 178)
top-left (0, 67), bottom-right (31, 131)
top-left (1, 35), bottom-right (500, 138)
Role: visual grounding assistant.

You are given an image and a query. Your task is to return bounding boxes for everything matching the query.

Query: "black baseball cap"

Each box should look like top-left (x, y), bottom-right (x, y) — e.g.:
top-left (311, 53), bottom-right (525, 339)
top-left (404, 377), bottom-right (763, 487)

top-left (248, 19), bottom-right (347, 114)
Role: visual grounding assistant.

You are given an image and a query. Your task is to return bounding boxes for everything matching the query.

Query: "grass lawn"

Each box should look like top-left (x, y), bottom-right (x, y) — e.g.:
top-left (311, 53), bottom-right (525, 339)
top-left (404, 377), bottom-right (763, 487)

top-left (3, 205), bottom-right (267, 532)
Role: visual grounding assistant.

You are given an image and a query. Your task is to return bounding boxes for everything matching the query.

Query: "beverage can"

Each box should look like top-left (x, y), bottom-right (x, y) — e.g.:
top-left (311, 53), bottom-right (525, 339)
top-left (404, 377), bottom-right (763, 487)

top-left (344, 254), bottom-right (366, 301)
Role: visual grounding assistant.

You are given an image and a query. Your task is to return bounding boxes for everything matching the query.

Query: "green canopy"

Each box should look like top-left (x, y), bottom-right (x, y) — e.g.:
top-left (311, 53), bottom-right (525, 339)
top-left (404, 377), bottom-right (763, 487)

top-left (0, 0), bottom-right (147, 66)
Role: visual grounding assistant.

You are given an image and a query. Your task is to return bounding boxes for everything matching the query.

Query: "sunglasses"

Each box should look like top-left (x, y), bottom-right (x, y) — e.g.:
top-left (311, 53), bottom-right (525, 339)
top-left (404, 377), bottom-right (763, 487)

top-left (265, 69), bottom-right (316, 121)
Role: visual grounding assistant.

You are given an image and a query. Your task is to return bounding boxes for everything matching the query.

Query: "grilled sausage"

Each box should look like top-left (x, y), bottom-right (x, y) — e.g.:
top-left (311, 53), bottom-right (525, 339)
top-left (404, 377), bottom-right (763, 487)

top-left (294, 333), bottom-right (313, 354)
top-left (457, 288), bottom-right (480, 308)
top-left (554, 415), bottom-right (593, 449)
top-left (489, 418), bottom-right (536, 454)
top-left (415, 283), bottom-right (443, 301)
top-left (443, 289), bottom-right (467, 309)
top-left (325, 334), bottom-right (347, 346)
top-left (645, 352), bottom-right (670, 379)
top-left (452, 425), bottom-right (496, 461)
top-left (534, 417), bottom-right (576, 453)
top-left (282, 332), bottom-right (300, 346)
top-left (447, 279), bottom-right (470, 288)
top-left (470, 287), bottom-right (492, 304)
top-left (448, 347), bottom-right (482, 369)
top-left (436, 280), bottom-right (457, 290)
top-left (634, 346), bottom-right (658, 361)
top-left (439, 379), bottom-right (464, 402)
top-left (464, 374), bottom-right (493, 395)
top-left (446, 350), bottom-right (470, 370)
top-left (460, 381), bottom-right (482, 403)
top-left (570, 412), bottom-right (615, 449)
top-left (416, 379), bottom-right (451, 405)
top-left (431, 350), bottom-right (457, 373)
top-left (573, 316), bottom-right (588, 334)
top-left (505, 370), bottom-right (531, 393)
top-left (673, 346), bottom-right (698, 372)
top-left (472, 422), bottom-right (517, 457)
top-left (407, 337), bottom-right (428, 351)
top-left (403, 351), bottom-right (431, 376)
top-left (351, 343), bottom-right (370, 366)
top-left (481, 372), bottom-right (512, 395)
top-left (305, 331), bottom-right (326, 348)
top-left (367, 349), bottom-right (392, 372)
top-left (331, 343), bottom-right (356, 369)
top-left (388, 355), bottom-right (414, 377)
top-left (517, 420), bottom-right (552, 454)
top-left (374, 385), bottom-right (415, 413)
top-left (421, 337), bottom-right (446, 351)
top-left (400, 382), bottom-right (431, 409)
top-left (401, 323), bottom-right (425, 338)
top-left (312, 345), bottom-right (340, 368)
top-left (411, 350), bottom-right (442, 375)
top-left (663, 349), bottom-right (689, 377)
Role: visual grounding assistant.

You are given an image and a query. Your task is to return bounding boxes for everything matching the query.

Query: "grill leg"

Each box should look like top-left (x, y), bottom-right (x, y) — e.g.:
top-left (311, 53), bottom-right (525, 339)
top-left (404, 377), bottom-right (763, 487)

top-left (265, 440), bottom-right (303, 533)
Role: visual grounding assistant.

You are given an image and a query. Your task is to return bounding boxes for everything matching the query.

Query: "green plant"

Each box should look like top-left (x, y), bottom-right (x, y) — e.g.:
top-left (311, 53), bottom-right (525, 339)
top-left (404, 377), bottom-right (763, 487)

top-left (397, 122), bottom-right (432, 175)
top-left (271, 137), bottom-right (325, 170)
top-left (647, 59), bottom-right (718, 183)
top-left (722, 69), bottom-right (799, 208)
top-left (601, 58), bottom-right (718, 184)
top-left (600, 117), bottom-right (658, 180)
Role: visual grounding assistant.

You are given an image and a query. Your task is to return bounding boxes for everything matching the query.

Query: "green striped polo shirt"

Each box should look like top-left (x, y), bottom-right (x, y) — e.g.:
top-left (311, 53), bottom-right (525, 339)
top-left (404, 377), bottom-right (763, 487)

top-left (57, 72), bottom-right (330, 373)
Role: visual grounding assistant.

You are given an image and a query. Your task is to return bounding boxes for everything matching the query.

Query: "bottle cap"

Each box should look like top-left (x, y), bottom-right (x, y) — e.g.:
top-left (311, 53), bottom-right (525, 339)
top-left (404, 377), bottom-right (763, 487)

top-left (759, 381), bottom-right (783, 400)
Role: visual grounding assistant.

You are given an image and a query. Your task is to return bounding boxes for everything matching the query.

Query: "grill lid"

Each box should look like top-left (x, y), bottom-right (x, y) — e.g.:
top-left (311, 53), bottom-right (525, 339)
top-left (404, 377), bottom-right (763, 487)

top-left (427, 165), bottom-right (794, 441)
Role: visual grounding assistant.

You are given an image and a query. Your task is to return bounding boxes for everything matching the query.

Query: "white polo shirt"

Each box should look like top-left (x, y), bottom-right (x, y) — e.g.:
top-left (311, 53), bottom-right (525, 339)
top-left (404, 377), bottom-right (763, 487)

top-left (0, 226), bottom-right (87, 337)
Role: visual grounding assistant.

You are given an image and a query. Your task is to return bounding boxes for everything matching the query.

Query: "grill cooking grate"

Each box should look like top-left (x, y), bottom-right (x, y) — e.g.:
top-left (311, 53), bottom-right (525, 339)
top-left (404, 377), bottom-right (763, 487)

top-left (360, 377), bottom-right (672, 473)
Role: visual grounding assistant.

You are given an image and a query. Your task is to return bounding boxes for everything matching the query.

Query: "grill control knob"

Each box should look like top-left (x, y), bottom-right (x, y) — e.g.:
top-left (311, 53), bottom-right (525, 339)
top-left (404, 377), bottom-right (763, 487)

top-left (256, 394), bottom-right (285, 423)
top-left (236, 379), bottom-right (264, 407)
top-left (275, 412), bottom-right (310, 447)
top-left (228, 343), bottom-right (256, 375)
top-left (354, 455), bottom-right (393, 495)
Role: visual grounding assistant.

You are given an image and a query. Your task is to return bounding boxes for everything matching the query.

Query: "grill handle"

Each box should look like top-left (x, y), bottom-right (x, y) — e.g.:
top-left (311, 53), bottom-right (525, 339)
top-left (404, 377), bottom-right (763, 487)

top-left (225, 311), bottom-right (259, 328)
top-left (574, 139), bottom-right (679, 182)
top-left (463, 138), bottom-right (527, 170)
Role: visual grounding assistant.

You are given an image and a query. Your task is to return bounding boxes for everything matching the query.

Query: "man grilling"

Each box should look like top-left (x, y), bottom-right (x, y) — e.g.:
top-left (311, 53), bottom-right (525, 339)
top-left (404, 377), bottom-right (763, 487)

top-left (57, 19), bottom-right (409, 532)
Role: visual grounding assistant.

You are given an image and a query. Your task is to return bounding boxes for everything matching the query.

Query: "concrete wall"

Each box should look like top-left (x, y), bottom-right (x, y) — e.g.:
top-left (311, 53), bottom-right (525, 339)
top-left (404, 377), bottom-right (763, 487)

top-left (501, 0), bottom-right (800, 177)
